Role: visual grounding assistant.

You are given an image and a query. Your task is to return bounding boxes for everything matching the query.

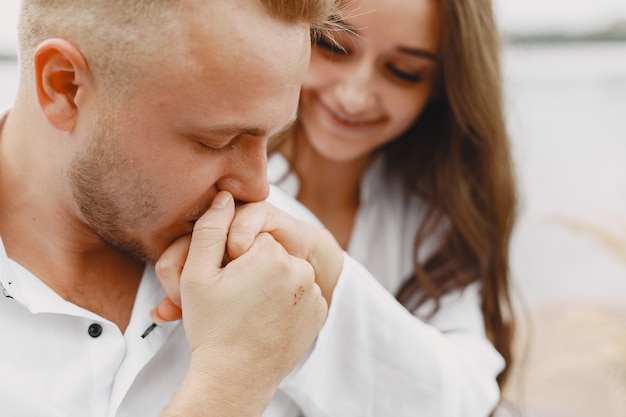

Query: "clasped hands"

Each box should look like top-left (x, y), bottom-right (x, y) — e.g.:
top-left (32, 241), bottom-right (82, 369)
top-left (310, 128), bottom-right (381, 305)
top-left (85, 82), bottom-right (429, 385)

top-left (153, 190), bottom-right (343, 405)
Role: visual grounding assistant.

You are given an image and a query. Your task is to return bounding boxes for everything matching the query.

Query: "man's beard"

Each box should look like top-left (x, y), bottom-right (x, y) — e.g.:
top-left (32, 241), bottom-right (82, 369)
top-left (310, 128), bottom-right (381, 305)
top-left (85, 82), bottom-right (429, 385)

top-left (67, 113), bottom-right (159, 264)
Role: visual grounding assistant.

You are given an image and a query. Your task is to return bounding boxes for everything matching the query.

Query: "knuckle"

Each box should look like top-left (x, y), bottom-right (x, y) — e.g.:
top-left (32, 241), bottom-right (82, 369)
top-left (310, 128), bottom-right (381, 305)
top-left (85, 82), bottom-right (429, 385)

top-left (155, 257), bottom-right (180, 280)
top-left (192, 221), bottom-right (228, 247)
top-left (298, 259), bottom-right (316, 284)
top-left (193, 216), bottom-right (226, 234)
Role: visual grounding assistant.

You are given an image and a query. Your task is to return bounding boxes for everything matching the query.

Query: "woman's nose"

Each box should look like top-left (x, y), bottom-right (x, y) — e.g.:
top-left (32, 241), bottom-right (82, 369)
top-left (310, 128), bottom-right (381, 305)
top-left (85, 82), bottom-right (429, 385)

top-left (334, 61), bottom-right (377, 115)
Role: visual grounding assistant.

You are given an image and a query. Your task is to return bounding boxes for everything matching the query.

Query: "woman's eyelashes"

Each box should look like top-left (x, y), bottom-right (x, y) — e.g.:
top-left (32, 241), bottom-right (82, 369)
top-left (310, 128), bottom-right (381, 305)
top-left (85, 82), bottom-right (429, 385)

top-left (386, 64), bottom-right (423, 84)
top-left (315, 36), bottom-right (428, 85)
top-left (315, 36), bottom-right (350, 55)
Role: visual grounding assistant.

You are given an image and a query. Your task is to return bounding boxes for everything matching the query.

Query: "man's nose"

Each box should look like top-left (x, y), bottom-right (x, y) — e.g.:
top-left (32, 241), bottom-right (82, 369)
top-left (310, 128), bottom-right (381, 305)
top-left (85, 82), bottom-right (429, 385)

top-left (217, 139), bottom-right (270, 203)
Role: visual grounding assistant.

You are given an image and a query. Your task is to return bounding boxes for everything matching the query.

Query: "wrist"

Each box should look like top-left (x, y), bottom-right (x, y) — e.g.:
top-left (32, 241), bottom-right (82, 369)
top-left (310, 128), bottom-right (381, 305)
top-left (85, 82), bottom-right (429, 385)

top-left (163, 354), bottom-right (276, 417)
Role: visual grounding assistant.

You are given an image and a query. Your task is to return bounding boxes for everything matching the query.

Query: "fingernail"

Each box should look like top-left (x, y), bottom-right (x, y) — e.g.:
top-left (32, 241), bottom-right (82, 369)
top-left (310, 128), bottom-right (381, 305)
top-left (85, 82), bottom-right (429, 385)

top-left (211, 191), bottom-right (230, 209)
top-left (149, 307), bottom-right (165, 324)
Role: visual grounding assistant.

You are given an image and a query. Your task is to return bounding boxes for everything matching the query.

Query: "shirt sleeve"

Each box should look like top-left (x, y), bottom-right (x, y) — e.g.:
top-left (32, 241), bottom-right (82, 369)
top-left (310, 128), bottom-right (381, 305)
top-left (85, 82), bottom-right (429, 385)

top-left (279, 253), bottom-right (504, 417)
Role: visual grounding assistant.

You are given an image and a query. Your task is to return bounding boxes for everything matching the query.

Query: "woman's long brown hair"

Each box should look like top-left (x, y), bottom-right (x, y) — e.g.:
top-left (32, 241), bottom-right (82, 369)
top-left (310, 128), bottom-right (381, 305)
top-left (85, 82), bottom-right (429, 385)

top-left (389, 0), bottom-right (517, 387)
top-left (269, 0), bottom-right (518, 389)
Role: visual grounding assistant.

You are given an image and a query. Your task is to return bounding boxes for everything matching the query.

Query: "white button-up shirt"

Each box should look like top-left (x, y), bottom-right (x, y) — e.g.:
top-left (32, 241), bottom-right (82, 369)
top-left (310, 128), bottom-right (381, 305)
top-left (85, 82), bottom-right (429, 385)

top-left (267, 152), bottom-right (505, 416)
top-left (0, 107), bottom-right (503, 415)
top-left (0, 187), bottom-right (502, 417)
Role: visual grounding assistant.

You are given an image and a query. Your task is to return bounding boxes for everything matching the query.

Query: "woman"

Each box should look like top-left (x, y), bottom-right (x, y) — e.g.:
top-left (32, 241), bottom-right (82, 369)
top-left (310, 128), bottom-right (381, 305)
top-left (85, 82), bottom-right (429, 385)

top-left (269, 0), bottom-right (517, 411)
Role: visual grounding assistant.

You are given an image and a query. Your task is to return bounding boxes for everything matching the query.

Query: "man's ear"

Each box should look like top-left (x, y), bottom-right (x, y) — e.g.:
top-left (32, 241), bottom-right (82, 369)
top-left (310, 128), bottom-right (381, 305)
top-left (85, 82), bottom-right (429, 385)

top-left (34, 39), bottom-right (91, 132)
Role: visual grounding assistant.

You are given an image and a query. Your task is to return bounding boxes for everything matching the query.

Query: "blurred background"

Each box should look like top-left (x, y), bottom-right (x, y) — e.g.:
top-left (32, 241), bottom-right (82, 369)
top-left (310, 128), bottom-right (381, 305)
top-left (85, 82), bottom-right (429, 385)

top-left (1, 1), bottom-right (625, 416)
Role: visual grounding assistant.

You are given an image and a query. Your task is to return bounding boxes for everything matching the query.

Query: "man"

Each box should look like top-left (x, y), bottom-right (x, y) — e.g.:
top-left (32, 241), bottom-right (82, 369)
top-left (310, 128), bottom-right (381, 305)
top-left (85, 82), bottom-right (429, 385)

top-left (0, 0), bottom-right (342, 415)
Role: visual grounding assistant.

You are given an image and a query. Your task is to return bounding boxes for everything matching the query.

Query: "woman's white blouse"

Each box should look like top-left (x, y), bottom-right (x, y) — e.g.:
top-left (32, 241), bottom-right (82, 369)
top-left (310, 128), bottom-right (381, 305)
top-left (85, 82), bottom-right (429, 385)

top-left (267, 152), bottom-right (505, 416)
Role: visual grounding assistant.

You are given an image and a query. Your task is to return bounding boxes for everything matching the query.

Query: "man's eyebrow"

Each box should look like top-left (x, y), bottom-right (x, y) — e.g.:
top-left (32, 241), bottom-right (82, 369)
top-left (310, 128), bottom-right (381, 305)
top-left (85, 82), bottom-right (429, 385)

top-left (397, 46), bottom-right (437, 61)
top-left (199, 125), bottom-right (266, 138)
top-left (195, 114), bottom-right (297, 139)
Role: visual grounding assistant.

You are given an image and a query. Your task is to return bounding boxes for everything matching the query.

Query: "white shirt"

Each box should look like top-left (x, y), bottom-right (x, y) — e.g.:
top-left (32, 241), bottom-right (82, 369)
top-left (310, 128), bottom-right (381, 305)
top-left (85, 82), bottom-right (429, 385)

top-left (0, 186), bottom-right (502, 417)
top-left (0, 103), bottom-right (502, 415)
top-left (267, 152), bottom-right (505, 416)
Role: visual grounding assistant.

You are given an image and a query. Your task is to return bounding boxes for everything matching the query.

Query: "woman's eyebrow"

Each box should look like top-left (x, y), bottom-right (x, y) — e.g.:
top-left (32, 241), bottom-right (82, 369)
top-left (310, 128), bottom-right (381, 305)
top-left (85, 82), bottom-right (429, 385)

top-left (397, 46), bottom-right (437, 61)
top-left (332, 17), bottom-right (436, 61)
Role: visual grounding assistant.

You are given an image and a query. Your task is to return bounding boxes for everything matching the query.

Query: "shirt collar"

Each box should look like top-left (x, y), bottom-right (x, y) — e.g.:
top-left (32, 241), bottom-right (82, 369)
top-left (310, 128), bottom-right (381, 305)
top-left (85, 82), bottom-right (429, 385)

top-left (0, 233), bottom-right (166, 327)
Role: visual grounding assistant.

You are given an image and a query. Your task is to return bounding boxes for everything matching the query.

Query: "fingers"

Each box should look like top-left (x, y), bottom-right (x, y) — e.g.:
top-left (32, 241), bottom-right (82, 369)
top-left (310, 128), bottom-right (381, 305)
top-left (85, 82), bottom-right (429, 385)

top-left (151, 297), bottom-right (183, 323)
top-left (227, 201), bottom-right (307, 260)
top-left (175, 229), bottom-right (328, 412)
top-left (153, 197), bottom-right (329, 401)
top-left (155, 234), bottom-right (192, 307)
top-left (183, 191), bottom-right (235, 280)
top-left (182, 229), bottom-right (328, 362)
top-left (227, 201), bottom-right (343, 304)
top-left (152, 191), bottom-right (235, 323)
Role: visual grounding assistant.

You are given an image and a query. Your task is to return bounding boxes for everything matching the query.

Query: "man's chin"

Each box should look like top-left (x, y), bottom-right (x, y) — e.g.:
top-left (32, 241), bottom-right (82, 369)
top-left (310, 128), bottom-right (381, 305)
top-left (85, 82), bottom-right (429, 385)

top-left (98, 234), bottom-right (158, 265)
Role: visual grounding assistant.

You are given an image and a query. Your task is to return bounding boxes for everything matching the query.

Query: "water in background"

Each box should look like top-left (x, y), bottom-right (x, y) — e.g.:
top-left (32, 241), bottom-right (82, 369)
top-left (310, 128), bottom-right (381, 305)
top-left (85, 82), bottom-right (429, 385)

top-left (1, 42), bottom-right (625, 308)
top-left (503, 42), bottom-right (626, 309)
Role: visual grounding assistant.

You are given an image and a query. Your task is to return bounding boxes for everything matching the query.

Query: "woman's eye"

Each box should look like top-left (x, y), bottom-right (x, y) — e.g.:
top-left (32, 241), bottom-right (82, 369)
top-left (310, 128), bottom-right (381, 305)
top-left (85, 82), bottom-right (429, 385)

top-left (314, 36), bottom-right (348, 55)
top-left (386, 64), bottom-right (423, 84)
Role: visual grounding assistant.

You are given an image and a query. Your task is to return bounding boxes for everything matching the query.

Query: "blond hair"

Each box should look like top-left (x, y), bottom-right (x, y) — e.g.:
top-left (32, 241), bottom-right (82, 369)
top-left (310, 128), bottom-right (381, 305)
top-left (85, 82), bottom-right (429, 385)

top-left (17, 0), bottom-right (339, 94)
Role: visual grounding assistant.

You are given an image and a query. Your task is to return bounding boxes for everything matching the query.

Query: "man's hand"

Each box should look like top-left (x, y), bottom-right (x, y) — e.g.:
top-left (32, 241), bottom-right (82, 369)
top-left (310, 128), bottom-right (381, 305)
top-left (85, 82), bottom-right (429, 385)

top-left (153, 194), bottom-right (344, 322)
top-left (159, 191), bottom-right (331, 416)
top-left (227, 200), bottom-right (343, 304)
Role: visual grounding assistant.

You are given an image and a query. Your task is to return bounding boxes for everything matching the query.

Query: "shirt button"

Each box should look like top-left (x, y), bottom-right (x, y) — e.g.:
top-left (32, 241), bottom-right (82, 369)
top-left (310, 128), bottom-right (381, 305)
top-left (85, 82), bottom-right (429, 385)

top-left (88, 323), bottom-right (103, 338)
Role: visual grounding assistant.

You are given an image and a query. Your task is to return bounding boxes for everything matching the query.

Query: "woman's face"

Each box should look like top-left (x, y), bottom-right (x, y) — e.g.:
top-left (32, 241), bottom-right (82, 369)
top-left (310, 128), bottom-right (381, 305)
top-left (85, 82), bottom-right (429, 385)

top-left (298, 0), bottom-right (441, 162)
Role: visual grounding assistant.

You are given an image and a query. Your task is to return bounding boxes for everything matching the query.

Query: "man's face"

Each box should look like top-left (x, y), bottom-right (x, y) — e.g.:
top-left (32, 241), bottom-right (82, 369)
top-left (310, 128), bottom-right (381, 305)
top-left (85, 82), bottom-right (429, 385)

top-left (68, 2), bottom-right (311, 263)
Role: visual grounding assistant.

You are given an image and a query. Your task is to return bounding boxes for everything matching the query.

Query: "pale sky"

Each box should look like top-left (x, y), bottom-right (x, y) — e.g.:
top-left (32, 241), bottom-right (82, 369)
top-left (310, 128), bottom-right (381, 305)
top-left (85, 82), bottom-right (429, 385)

top-left (495, 0), bottom-right (626, 34)
top-left (2, 0), bottom-right (626, 54)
